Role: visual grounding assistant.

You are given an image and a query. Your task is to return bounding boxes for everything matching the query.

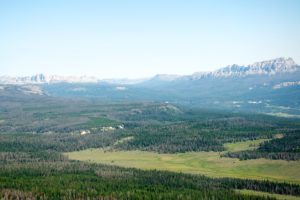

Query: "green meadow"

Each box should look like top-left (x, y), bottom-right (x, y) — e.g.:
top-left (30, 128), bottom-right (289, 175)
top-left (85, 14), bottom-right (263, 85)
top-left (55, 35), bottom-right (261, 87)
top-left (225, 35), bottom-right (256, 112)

top-left (223, 138), bottom-right (270, 152)
top-left (66, 138), bottom-right (300, 184)
top-left (86, 117), bottom-right (120, 127)
top-left (236, 189), bottom-right (300, 200)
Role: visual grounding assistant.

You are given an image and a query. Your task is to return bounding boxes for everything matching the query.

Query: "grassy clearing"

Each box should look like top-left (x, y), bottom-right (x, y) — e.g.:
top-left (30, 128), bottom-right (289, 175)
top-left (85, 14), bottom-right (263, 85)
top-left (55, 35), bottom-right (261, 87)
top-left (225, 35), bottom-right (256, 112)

top-left (113, 136), bottom-right (134, 146)
top-left (86, 117), bottom-right (120, 127)
top-left (224, 138), bottom-right (269, 152)
top-left (236, 189), bottom-right (300, 200)
top-left (66, 138), bottom-right (300, 184)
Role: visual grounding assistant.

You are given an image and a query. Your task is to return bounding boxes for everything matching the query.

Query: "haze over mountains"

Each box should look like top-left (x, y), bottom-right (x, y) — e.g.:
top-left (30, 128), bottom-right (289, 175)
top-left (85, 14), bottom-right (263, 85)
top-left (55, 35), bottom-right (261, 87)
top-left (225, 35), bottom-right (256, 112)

top-left (0, 57), bottom-right (299, 84)
top-left (1, 57), bottom-right (300, 117)
top-left (149, 57), bottom-right (299, 81)
top-left (0, 74), bottom-right (99, 84)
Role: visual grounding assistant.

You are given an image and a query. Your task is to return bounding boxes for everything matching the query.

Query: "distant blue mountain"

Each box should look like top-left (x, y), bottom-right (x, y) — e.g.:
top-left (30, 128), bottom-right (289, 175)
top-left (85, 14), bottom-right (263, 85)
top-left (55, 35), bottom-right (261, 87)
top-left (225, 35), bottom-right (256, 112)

top-left (1, 57), bottom-right (300, 116)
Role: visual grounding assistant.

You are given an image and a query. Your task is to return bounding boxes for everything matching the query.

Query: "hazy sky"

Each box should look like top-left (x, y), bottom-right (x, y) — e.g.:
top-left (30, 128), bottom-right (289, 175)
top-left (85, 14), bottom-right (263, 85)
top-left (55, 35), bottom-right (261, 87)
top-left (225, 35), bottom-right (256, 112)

top-left (1, 0), bottom-right (300, 78)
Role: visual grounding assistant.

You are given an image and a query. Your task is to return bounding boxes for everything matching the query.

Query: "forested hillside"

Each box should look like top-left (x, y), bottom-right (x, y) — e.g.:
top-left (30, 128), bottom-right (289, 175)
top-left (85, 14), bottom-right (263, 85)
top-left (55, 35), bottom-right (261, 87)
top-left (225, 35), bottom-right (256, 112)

top-left (1, 92), bottom-right (300, 199)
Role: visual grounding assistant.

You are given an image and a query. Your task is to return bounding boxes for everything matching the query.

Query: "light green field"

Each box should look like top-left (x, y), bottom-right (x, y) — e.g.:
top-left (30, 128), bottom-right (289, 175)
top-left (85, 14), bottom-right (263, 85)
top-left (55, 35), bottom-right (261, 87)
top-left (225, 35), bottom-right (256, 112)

top-left (224, 138), bottom-right (269, 152)
top-left (66, 139), bottom-right (300, 184)
top-left (236, 189), bottom-right (300, 200)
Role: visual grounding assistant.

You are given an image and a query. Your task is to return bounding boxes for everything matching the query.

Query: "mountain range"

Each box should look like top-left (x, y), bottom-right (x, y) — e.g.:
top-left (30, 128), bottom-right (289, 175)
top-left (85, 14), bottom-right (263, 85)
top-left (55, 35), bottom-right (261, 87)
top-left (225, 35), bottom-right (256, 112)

top-left (1, 57), bottom-right (300, 117)
top-left (0, 74), bottom-right (99, 84)
top-left (0, 57), bottom-right (299, 85)
top-left (145, 57), bottom-right (299, 82)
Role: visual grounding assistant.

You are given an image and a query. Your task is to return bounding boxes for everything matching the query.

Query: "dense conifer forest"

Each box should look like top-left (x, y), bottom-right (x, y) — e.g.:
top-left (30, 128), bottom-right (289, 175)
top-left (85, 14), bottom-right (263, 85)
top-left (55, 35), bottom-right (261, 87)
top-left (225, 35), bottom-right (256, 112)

top-left (1, 96), bottom-right (300, 199)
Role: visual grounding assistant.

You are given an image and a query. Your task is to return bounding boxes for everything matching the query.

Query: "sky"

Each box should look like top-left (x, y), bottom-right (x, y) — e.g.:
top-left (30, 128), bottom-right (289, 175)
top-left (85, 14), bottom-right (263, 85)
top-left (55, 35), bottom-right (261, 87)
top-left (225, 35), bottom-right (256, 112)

top-left (0, 0), bottom-right (300, 79)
